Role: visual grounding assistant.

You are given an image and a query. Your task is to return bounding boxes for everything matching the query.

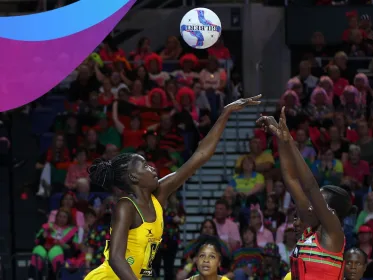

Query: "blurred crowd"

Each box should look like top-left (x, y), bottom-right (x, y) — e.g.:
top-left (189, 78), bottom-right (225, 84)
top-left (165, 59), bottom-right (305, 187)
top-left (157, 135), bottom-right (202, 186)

top-left (0, 34), bottom-right (236, 280)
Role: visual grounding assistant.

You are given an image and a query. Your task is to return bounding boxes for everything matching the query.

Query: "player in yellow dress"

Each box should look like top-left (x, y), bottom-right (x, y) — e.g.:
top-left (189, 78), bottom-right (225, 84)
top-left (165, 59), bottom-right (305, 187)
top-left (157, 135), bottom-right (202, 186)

top-left (84, 95), bottom-right (262, 280)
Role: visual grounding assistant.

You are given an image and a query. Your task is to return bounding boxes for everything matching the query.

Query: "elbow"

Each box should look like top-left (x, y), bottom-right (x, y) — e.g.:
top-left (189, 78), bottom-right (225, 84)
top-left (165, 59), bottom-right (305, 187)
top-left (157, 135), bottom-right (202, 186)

top-left (108, 257), bottom-right (122, 270)
top-left (108, 253), bottom-right (125, 270)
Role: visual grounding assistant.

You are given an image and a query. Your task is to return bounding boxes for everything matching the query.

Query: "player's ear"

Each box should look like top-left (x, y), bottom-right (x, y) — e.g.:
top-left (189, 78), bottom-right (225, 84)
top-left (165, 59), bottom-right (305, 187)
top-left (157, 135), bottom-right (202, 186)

top-left (128, 172), bottom-right (139, 184)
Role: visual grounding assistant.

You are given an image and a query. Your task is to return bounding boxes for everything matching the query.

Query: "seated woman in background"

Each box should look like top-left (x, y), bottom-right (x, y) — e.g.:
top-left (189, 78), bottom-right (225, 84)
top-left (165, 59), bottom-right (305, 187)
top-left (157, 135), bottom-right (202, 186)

top-left (183, 236), bottom-right (231, 280)
top-left (85, 197), bottom-right (115, 272)
top-left (355, 193), bottom-right (373, 232)
top-left (305, 86), bottom-right (334, 127)
top-left (228, 155), bottom-right (265, 206)
top-left (276, 207), bottom-right (295, 244)
top-left (226, 226), bottom-right (263, 280)
top-left (82, 128), bottom-right (105, 161)
top-left (276, 89), bottom-right (302, 131)
top-left (277, 228), bottom-right (297, 265)
top-left (159, 36), bottom-right (183, 61)
top-left (249, 205), bottom-right (274, 247)
top-left (356, 225), bottom-right (373, 262)
top-left (272, 181), bottom-right (292, 214)
top-left (177, 219), bottom-right (231, 280)
top-left (171, 53), bottom-right (199, 87)
top-left (48, 191), bottom-right (85, 229)
top-left (295, 128), bottom-right (317, 165)
top-left (338, 85), bottom-right (365, 127)
top-left (319, 125), bottom-right (349, 163)
top-left (64, 148), bottom-right (91, 190)
top-left (36, 133), bottom-right (71, 196)
top-left (311, 148), bottom-right (344, 186)
top-left (263, 192), bottom-right (286, 234)
top-left (28, 208), bottom-right (80, 279)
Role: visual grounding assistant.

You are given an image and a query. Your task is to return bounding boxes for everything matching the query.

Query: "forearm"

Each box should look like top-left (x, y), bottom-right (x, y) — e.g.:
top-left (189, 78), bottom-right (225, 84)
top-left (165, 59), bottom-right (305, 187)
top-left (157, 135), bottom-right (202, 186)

top-left (195, 108), bottom-right (231, 161)
top-left (278, 140), bottom-right (310, 212)
top-left (288, 139), bottom-right (320, 193)
top-left (109, 259), bottom-right (138, 280)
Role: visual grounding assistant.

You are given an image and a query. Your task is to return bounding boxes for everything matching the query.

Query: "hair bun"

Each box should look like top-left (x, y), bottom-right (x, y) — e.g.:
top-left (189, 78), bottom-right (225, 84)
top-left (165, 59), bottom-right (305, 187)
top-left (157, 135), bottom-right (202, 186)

top-left (88, 158), bottom-right (114, 190)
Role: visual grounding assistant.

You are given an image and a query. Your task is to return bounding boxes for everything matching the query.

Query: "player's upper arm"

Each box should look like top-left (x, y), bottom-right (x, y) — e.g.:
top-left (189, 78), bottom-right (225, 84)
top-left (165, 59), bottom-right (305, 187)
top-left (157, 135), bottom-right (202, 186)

top-left (109, 199), bottom-right (135, 262)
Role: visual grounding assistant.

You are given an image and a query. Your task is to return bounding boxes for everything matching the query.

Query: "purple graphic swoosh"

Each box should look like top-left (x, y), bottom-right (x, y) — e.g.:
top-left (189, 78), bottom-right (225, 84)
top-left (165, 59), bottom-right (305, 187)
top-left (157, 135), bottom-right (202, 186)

top-left (0, 0), bottom-right (135, 112)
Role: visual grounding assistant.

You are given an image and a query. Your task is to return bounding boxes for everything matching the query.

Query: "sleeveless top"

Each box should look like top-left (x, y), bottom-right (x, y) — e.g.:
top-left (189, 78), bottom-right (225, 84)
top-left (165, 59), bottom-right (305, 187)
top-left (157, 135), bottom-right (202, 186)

top-left (103, 194), bottom-right (163, 278)
top-left (290, 227), bottom-right (345, 280)
top-left (190, 276), bottom-right (230, 280)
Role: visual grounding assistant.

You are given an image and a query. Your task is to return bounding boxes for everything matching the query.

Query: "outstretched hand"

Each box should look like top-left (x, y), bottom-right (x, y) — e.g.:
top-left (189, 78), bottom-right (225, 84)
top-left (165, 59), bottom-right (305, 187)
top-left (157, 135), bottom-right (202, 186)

top-left (224, 94), bottom-right (262, 113)
top-left (256, 107), bottom-right (292, 142)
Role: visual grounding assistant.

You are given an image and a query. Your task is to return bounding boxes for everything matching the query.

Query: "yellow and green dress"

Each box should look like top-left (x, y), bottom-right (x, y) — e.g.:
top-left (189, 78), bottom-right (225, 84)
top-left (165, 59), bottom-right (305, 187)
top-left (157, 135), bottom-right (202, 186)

top-left (84, 194), bottom-right (163, 280)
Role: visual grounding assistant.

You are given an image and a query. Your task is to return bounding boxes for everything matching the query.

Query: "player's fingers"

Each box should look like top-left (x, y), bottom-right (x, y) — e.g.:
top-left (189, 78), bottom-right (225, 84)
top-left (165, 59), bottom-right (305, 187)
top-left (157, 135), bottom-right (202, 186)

top-left (281, 106), bottom-right (287, 122)
top-left (256, 116), bottom-right (266, 124)
top-left (268, 125), bottom-right (279, 135)
top-left (250, 94), bottom-right (262, 101)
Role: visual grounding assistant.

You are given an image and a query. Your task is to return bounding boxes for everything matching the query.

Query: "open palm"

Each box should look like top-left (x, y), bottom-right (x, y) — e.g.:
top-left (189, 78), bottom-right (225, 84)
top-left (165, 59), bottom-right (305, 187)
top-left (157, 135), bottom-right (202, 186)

top-left (224, 94), bottom-right (262, 113)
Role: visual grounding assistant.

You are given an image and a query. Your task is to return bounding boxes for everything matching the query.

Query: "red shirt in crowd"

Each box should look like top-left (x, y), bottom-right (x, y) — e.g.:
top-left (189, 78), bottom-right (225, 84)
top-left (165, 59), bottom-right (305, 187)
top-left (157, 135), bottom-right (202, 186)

top-left (207, 46), bottom-right (231, 60)
top-left (158, 128), bottom-right (184, 151)
top-left (342, 29), bottom-right (367, 42)
top-left (99, 48), bottom-right (126, 64)
top-left (333, 78), bottom-right (349, 97)
top-left (122, 130), bottom-right (144, 149)
top-left (343, 160), bottom-right (370, 184)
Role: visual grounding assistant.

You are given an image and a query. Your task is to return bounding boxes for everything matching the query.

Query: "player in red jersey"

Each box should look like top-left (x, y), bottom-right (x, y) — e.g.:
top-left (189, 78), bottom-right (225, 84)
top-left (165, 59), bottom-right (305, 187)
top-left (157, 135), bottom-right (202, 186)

top-left (257, 108), bottom-right (353, 280)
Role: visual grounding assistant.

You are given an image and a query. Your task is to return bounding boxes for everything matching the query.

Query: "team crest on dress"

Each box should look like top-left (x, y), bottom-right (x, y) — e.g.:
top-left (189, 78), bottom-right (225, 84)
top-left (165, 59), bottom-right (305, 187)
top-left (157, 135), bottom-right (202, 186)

top-left (293, 246), bottom-right (300, 258)
top-left (127, 256), bottom-right (135, 265)
top-left (146, 228), bottom-right (154, 237)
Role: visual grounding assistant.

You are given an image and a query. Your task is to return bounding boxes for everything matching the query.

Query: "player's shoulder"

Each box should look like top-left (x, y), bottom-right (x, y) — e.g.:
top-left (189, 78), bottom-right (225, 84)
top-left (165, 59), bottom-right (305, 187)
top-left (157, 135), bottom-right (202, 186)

top-left (116, 197), bottom-right (138, 213)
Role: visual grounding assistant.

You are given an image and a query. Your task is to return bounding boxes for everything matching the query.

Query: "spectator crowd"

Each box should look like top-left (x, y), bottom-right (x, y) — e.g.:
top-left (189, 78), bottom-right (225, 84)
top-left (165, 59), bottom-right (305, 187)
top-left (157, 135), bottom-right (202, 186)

top-left (13, 34), bottom-right (234, 280)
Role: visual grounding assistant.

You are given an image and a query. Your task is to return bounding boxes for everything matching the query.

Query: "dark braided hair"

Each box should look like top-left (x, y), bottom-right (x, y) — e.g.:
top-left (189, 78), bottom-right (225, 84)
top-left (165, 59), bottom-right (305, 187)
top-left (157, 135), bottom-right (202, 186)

top-left (320, 185), bottom-right (353, 222)
top-left (88, 153), bottom-right (135, 191)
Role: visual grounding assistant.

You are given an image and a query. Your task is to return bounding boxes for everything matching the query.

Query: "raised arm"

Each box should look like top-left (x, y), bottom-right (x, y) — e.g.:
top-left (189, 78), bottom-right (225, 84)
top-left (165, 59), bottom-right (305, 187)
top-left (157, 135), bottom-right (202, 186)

top-left (94, 63), bottom-right (107, 82)
top-left (277, 108), bottom-right (344, 243)
top-left (108, 199), bottom-right (138, 280)
top-left (257, 115), bottom-right (312, 224)
top-left (112, 99), bottom-right (125, 134)
top-left (155, 95), bottom-right (262, 206)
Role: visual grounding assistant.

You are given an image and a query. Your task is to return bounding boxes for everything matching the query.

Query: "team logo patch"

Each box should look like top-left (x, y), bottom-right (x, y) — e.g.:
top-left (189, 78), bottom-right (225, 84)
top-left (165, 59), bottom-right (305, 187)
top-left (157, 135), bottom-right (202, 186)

top-left (127, 256), bottom-right (135, 265)
top-left (146, 229), bottom-right (154, 237)
top-left (293, 246), bottom-right (300, 258)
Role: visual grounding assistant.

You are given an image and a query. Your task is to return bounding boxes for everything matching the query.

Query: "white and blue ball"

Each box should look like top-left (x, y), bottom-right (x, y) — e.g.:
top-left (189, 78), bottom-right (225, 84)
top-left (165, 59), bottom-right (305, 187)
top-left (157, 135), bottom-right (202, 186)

top-left (180, 8), bottom-right (222, 49)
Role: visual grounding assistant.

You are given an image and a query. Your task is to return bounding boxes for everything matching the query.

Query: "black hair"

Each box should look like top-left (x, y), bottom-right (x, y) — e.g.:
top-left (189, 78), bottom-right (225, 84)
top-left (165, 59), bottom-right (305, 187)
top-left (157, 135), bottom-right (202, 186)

top-left (89, 153), bottom-right (136, 191)
top-left (84, 207), bottom-right (97, 218)
top-left (59, 191), bottom-right (76, 207)
top-left (344, 247), bottom-right (368, 264)
top-left (320, 185), bottom-right (353, 222)
top-left (240, 225), bottom-right (258, 247)
top-left (136, 37), bottom-right (149, 51)
top-left (75, 147), bottom-right (88, 157)
top-left (195, 235), bottom-right (222, 257)
top-left (215, 199), bottom-right (230, 210)
top-left (199, 219), bottom-right (218, 236)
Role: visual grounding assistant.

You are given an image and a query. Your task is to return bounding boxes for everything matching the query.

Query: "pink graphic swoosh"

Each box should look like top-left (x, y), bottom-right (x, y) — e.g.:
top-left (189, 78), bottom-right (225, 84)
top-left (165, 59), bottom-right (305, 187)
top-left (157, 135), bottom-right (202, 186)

top-left (0, 0), bottom-right (135, 112)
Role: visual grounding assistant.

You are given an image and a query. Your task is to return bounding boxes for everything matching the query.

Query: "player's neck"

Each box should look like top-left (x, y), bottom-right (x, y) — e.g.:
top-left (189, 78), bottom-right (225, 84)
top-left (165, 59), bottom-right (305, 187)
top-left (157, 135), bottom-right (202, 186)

top-left (198, 274), bottom-right (220, 280)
